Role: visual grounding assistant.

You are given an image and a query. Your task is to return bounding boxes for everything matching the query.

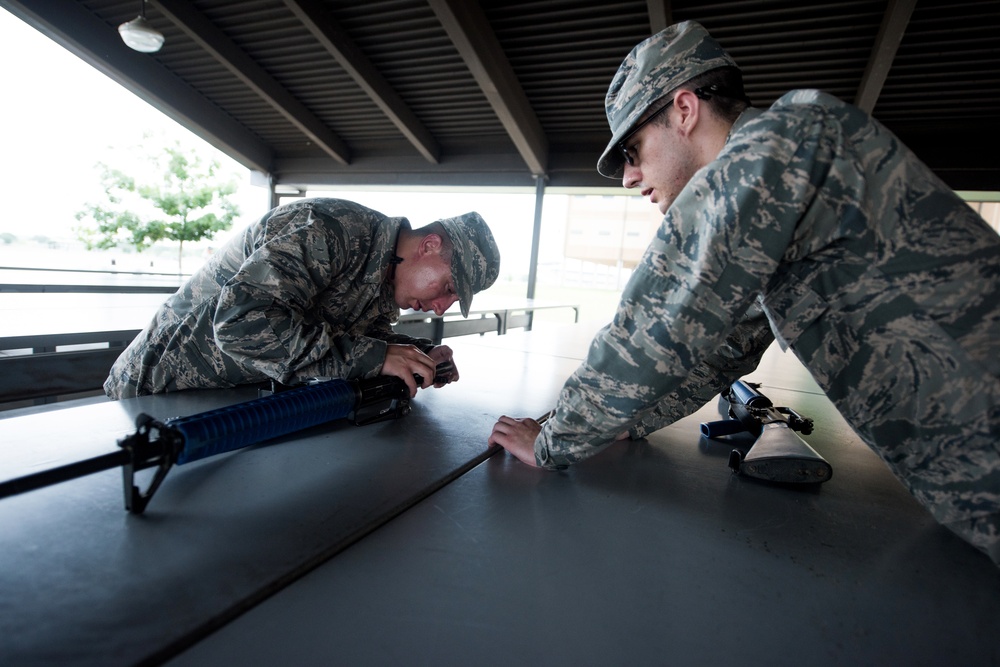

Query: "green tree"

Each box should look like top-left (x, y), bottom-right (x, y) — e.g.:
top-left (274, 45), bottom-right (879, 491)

top-left (76, 141), bottom-right (240, 272)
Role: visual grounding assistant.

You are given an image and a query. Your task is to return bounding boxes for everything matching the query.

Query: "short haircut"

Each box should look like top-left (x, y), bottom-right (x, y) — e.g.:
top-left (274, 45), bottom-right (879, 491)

top-left (651, 66), bottom-right (750, 128)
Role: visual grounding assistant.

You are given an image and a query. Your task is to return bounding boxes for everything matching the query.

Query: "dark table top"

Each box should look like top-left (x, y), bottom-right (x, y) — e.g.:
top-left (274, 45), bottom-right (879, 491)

top-left (0, 339), bottom-right (579, 665)
top-left (2, 322), bottom-right (998, 666)
top-left (172, 328), bottom-right (1000, 667)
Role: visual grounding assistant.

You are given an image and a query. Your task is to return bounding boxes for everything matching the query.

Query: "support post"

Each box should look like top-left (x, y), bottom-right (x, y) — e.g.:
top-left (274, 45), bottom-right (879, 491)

top-left (526, 175), bottom-right (546, 299)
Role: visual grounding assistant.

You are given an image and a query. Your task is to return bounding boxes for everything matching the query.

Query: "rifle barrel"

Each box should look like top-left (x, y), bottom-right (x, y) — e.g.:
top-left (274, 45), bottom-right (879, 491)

top-left (0, 450), bottom-right (128, 500)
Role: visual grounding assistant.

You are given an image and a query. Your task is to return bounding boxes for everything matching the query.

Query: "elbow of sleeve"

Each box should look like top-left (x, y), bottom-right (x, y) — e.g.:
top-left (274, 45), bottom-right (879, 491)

top-left (343, 337), bottom-right (388, 380)
top-left (627, 424), bottom-right (648, 440)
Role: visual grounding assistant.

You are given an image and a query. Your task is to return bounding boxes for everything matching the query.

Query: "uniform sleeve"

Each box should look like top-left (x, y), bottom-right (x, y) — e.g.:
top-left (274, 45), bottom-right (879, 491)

top-left (535, 107), bottom-right (829, 467)
top-left (627, 301), bottom-right (774, 439)
top-left (364, 315), bottom-right (436, 353)
top-left (212, 213), bottom-right (389, 384)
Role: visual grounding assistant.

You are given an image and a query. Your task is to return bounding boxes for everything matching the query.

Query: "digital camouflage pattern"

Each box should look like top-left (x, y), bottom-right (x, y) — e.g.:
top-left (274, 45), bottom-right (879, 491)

top-left (105, 198), bottom-right (435, 398)
top-left (538, 90), bottom-right (1000, 565)
top-left (436, 212), bottom-right (501, 317)
top-left (597, 21), bottom-right (737, 178)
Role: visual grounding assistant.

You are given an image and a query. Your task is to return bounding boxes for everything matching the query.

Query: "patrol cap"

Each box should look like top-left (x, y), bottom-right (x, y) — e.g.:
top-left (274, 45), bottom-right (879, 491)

top-left (435, 212), bottom-right (500, 317)
top-left (597, 21), bottom-right (738, 178)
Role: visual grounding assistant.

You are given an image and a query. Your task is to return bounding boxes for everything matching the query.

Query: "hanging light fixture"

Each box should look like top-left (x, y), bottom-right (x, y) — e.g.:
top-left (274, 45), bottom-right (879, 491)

top-left (118, 0), bottom-right (165, 53)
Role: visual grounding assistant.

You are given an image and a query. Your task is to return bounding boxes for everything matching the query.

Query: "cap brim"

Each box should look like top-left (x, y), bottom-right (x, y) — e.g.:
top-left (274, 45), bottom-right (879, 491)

top-left (596, 98), bottom-right (654, 179)
top-left (597, 139), bottom-right (626, 179)
top-left (452, 256), bottom-right (473, 317)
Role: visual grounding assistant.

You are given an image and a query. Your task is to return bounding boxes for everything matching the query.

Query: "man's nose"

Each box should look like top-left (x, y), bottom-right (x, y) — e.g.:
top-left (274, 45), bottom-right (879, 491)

top-left (622, 163), bottom-right (641, 189)
top-left (433, 295), bottom-right (458, 316)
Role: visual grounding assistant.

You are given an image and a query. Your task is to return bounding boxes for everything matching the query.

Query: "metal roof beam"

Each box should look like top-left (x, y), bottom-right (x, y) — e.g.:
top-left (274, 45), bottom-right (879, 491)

top-left (283, 0), bottom-right (440, 164)
top-left (647, 0), bottom-right (672, 35)
top-left (0, 0), bottom-right (273, 173)
top-left (427, 0), bottom-right (548, 175)
top-left (855, 0), bottom-right (917, 113)
top-left (155, 0), bottom-right (350, 165)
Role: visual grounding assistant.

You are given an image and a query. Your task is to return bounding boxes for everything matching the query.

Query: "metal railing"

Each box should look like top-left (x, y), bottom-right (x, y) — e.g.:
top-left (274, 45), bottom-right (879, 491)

top-left (0, 267), bottom-right (578, 409)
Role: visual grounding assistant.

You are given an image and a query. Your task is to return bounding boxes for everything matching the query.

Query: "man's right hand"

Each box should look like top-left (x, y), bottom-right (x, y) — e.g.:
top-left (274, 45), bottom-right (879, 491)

top-left (488, 415), bottom-right (543, 467)
top-left (382, 344), bottom-right (438, 397)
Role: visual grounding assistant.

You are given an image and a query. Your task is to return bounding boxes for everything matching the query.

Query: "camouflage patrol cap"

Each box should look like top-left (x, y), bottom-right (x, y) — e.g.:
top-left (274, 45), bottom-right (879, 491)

top-left (597, 21), bottom-right (738, 178)
top-left (435, 212), bottom-right (500, 317)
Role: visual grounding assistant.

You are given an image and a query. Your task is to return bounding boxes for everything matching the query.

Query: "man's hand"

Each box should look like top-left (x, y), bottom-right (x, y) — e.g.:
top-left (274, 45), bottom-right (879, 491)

top-left (427, 345), bottom-right (459, 386)
top-left (383, 344), bottom-right (438, 397)
top-left (488, 415), bottom-right (543, 467)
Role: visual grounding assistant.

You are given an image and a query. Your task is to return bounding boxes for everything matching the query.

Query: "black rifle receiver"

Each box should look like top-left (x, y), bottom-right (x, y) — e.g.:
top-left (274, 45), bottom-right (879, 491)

top-left (701, 380), bottom-right (832, 484)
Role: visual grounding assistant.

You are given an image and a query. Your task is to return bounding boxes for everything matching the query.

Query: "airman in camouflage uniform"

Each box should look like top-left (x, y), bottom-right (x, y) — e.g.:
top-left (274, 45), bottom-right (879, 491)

top-left (105, 198), bottom-right (500, 400)
top-left (490, 22), bottom-right (1000, 565)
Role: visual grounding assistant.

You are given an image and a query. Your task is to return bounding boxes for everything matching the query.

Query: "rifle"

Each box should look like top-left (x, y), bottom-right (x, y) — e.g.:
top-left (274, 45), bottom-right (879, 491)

top-left (700, 380), bottom-right (832, 484)
top-left (0, 373), bottom-right (416, 514)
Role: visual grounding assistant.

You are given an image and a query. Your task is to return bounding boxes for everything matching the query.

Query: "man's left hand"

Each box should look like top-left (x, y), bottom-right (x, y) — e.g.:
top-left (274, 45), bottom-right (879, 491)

top-left (428, 345), bottom-right (459, 386)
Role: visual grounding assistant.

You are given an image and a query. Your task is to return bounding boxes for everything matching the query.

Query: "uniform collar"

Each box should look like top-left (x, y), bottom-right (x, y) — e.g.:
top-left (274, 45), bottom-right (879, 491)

top-left (362, 216), bottom-right (410, 285)
top-left (725, 106), bottom-right (763, 145)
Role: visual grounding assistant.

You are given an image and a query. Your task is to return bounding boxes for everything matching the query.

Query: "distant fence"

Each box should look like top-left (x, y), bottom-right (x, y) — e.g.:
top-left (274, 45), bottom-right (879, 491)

top-left (394, 301), bottom-right (579, 344)
top-left (0, 267), bottom-right (577, 410)
top-left (0, 267), bottom-right (182, 408)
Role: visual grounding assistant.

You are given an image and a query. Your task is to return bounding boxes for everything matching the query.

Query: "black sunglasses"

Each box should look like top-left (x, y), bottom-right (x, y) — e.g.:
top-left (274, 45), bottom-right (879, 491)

top-left (616, 85), bottom-right (750, 167)
top-left (616, 99), bottom-right (673, 167)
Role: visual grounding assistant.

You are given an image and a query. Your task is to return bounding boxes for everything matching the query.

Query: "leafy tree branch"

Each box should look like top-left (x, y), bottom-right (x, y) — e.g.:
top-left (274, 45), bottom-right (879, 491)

top-left (76, 140), bottom-right (240, 272)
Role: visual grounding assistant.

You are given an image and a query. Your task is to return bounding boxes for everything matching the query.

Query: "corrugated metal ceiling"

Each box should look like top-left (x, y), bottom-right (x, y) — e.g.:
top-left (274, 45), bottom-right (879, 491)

top-left (4, 0), bottom-right (998, 190)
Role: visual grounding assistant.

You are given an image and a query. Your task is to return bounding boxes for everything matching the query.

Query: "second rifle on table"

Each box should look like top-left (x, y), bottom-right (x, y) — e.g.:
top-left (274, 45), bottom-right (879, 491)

top-left (701, 380), bottom-right (832, 484)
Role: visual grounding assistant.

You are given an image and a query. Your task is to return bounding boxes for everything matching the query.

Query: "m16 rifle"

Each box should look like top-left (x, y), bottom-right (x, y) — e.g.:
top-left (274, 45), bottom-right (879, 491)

top-left (0, 371), bottom-right (426, 514)
top-left (701, 380), bottom-right (832, 484)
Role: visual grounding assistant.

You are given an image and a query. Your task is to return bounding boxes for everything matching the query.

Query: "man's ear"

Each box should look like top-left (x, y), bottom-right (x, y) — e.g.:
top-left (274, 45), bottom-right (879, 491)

top-left (419, 233), bottom-right (444, 256)
top-left (672, 89), bottom-right (700, 137)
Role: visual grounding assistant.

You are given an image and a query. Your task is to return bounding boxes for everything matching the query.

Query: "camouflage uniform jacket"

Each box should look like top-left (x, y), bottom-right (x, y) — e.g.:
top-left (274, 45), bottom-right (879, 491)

top-left (537, 91), bottom-right (1000, 560)
top-left (105, 198), bottom-right (433, 398)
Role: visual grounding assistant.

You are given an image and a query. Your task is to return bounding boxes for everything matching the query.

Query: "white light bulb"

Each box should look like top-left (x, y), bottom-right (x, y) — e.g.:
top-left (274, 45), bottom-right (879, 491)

top-left (118, 15), bottom-right (164, 53)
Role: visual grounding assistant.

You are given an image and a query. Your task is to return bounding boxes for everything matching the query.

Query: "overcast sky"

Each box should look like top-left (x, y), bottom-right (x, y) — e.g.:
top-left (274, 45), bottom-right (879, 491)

top-left (0, 7), bottom-right (575, 275)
